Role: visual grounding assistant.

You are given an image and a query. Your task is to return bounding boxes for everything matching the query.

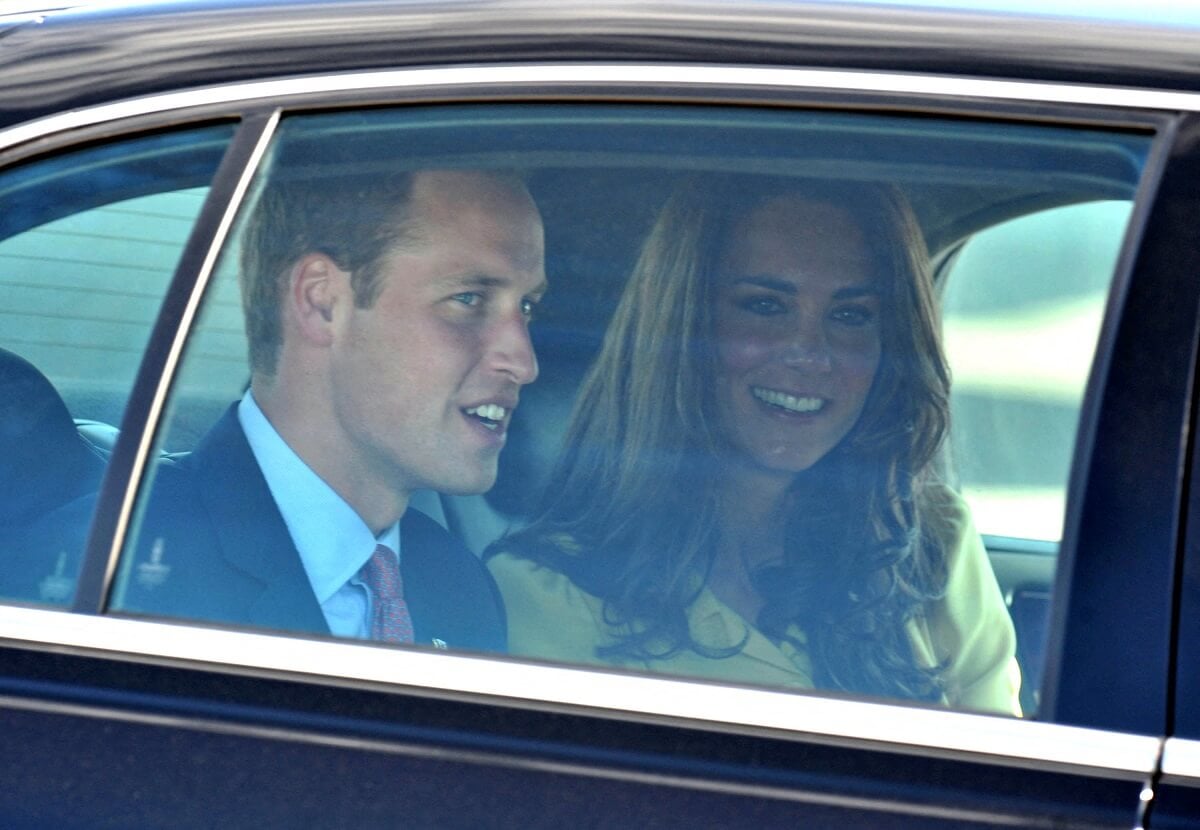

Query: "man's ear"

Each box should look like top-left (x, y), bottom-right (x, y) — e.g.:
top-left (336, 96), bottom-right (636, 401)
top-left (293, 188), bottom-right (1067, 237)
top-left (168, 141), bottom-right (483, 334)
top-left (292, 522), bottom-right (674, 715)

top-left (287, 253), bottom-right (348, 347)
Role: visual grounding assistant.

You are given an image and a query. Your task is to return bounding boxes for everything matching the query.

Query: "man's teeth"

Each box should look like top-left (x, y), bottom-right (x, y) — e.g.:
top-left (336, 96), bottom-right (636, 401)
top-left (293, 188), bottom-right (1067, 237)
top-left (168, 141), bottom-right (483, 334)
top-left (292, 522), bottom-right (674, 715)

top-left (752, 387), bottom-right (823, 414)
top-left (465, 404), bottom-right (508, 422)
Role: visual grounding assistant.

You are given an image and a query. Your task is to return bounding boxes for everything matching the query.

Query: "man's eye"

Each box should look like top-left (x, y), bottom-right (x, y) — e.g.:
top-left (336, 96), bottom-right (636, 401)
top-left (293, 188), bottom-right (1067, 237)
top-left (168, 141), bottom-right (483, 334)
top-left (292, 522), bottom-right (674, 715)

top-left (831, 304), bottom-right (875, 326)
top-left (451, 292), bottom-right (483, 307)
top-left (521, 297), bottom-right (539, 319)
top-left (737, 295), bottom-right (787, 316)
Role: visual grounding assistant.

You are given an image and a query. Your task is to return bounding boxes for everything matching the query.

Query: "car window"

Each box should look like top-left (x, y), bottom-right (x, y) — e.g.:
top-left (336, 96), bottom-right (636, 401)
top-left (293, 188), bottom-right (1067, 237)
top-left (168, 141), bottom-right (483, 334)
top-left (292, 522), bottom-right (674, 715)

top-left (939, 200), bottom-right (1132, 715)
top-left (943, 201), bottom-right (1131, 545)
top-left (107, 105), bottom-right (1151, 719)
top-left (0, 125), bottom-right (235, 606)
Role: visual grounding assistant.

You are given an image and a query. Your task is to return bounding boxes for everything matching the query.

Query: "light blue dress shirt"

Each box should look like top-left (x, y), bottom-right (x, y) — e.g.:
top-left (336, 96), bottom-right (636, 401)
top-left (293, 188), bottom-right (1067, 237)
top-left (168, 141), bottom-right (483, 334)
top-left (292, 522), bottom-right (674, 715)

top-left (238, 391), bottom-right (400, 639)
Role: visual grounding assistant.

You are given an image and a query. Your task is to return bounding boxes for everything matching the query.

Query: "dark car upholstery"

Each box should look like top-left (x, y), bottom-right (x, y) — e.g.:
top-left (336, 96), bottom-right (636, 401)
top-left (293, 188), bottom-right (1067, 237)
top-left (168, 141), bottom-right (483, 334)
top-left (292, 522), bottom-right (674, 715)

top-left (0, 347), bottom-right (105, 604)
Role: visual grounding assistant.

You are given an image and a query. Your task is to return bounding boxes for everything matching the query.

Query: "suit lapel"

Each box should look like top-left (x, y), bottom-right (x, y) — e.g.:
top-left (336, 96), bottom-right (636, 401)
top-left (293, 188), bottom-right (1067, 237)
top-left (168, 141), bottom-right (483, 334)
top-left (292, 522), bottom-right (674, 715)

top-left (191, 406), bottom-right (328, 636)
top-left (399, 508), bottom-right (448, 645)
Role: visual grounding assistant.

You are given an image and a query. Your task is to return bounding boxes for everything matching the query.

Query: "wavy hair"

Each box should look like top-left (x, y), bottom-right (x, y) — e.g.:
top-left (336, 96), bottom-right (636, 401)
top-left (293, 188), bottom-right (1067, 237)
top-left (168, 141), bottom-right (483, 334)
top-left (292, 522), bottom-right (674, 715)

top-left (494, 176), bottom-right (952, 701)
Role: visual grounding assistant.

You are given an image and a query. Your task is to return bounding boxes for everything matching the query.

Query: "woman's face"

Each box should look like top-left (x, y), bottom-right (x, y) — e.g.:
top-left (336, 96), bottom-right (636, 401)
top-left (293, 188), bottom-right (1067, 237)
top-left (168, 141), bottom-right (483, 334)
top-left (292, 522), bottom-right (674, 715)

top-left (712, 194), bottom-right (883, 482)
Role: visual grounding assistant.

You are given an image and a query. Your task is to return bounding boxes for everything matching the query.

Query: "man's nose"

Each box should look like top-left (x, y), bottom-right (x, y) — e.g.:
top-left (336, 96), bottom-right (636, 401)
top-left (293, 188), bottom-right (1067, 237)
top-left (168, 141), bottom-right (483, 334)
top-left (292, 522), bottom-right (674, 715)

top-left (490, 313), bottom-right (539, 385)
top-left (780, 320), bottom-right (832, 372)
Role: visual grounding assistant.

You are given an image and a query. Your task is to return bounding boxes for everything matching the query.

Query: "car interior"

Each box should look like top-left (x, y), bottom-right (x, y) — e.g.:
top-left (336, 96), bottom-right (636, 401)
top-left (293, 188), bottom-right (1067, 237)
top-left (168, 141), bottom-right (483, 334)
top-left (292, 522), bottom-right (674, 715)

top-left (0, 103), bottom-right (1153, 719)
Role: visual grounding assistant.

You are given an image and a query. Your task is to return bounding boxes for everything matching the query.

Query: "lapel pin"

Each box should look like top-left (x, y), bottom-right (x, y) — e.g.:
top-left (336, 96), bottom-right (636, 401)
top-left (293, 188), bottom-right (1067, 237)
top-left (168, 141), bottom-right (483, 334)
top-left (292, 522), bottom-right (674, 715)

top-left (136, 537), bottom-right (172, 589)
top-left (38, 551), bottom-right (75, 604)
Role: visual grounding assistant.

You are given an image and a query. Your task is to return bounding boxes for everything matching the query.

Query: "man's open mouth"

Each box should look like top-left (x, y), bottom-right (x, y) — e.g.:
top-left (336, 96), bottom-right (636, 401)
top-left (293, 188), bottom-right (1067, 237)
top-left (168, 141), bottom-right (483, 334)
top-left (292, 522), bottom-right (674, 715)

top-left (464, 404), bottom-right (508, 431)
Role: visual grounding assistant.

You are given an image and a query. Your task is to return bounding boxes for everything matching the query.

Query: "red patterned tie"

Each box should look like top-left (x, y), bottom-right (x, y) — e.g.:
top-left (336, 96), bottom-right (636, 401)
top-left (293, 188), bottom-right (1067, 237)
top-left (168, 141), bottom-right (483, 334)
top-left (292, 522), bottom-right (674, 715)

top-left (363, 544), bottom-right (414, 643)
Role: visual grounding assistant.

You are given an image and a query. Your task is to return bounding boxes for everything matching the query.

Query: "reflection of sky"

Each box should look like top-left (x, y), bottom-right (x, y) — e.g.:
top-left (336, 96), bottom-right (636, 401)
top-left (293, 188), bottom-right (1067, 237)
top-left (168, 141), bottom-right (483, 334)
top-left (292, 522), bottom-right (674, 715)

top-left (6, 0), bottom-right (1200, 26)
top-left (807, 0), bottom-right (1200, 27)
top-left (942, 200), bottom-right (1128, 543)
top-left (942, 201), bottom-right (1128, 401)
top-left (944, 295), bottom-right (1104, 401)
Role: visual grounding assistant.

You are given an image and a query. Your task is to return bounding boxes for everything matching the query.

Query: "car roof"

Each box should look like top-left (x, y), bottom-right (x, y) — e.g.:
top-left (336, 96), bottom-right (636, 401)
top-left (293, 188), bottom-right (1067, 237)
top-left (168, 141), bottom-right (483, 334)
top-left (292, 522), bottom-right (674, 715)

top-left (2, 0), bottom-right (1200, 131)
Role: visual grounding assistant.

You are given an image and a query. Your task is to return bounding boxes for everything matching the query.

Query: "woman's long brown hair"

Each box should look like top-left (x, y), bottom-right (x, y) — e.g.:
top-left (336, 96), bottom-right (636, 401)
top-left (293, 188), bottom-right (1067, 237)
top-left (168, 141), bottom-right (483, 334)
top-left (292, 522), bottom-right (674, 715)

top-left (492, 175), bottom-right (952, 699)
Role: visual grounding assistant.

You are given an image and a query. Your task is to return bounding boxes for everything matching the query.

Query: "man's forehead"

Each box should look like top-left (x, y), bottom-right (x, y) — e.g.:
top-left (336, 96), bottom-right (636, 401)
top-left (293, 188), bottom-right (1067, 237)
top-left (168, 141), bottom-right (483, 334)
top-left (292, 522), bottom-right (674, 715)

top-left (398, 170), bottom-right (544, 271)
top-left (409, 169), bottom-right (537, 219)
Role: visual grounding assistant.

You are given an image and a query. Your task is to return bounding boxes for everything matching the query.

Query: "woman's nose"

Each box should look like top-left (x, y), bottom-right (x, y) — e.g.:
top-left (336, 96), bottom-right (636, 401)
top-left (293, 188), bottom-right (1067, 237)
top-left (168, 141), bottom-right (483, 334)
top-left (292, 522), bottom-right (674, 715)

top-left (780, 321), bottom-right (832, 371)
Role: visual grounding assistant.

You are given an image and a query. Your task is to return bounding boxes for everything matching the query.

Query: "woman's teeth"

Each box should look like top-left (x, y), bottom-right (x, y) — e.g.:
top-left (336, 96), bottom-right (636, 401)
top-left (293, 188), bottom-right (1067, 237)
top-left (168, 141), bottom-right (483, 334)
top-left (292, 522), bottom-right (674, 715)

top-left (752, 387), bottom-right (823, 414)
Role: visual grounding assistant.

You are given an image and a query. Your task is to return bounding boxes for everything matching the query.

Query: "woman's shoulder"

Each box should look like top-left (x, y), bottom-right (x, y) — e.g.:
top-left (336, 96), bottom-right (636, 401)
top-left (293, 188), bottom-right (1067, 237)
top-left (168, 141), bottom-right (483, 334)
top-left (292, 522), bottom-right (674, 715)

top-left (916, 480), bottom-right (976, 550)
top-left (909, 482), bottom-right (1022, 715)
top-left (917, 478), bottom-right (969, 516)
top-left (487, 542), bottom-right (585, 601)
top-left (486, 543), bottom-right (616, 662)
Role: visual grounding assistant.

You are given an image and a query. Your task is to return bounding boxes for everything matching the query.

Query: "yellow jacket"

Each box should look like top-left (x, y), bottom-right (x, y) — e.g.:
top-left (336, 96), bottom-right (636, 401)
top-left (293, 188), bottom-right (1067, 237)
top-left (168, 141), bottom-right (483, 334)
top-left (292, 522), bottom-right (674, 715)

top-left (487, 486), bottom-right (1022, 716)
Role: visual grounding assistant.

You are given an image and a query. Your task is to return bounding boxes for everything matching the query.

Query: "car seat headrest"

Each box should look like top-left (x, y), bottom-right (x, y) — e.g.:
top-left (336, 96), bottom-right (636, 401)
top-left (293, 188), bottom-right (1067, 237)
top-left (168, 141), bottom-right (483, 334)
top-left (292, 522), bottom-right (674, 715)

top-left (0, 348), bottom-right (105, 524)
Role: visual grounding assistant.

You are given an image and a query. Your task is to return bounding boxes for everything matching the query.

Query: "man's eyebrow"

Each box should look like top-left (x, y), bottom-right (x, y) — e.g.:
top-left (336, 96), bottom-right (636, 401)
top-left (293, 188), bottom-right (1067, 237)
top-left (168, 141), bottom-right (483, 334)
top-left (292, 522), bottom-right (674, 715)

top-left (443, 274), bottom-right (549, 295)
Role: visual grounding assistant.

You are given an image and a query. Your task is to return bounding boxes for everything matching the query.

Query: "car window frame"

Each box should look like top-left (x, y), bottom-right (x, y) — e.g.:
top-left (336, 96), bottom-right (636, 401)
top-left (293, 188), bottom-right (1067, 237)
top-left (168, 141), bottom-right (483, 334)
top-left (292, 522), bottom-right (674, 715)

top-left (1155, 112), bottom-right (1200, 806)
top-left (0, 64), bottom-right (1189, 791)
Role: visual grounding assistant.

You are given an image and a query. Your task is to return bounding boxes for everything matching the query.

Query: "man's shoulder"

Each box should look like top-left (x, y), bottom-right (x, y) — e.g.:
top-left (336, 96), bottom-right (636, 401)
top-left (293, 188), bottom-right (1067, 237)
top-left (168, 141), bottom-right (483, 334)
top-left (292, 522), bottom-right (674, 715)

top-left (118, 406), bottom-right (298, 619)
top-left (401, 506), bottom-right (507, 654)
top-left (137, 406), bottom-right (268, 532)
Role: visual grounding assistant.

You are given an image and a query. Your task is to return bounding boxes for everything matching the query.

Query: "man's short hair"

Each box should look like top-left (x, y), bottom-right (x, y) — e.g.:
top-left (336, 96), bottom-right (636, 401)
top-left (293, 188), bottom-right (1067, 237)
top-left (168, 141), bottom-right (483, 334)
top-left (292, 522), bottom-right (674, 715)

top-left (239, 169), bottom-right (418, 376)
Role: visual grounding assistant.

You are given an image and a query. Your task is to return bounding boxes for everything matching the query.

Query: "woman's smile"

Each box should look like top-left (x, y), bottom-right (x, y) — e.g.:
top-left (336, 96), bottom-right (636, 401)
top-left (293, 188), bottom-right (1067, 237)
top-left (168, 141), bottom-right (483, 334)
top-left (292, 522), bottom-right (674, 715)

top-left (750, 386), bottom-right (825, 415)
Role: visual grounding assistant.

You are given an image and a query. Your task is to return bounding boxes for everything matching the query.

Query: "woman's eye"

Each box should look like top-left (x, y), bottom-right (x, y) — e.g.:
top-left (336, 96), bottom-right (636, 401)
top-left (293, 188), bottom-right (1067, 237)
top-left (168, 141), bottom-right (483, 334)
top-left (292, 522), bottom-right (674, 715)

top-left (737, 295), bottom-right (787, 316)
top-left (831, 304), bottom-right (875, 326)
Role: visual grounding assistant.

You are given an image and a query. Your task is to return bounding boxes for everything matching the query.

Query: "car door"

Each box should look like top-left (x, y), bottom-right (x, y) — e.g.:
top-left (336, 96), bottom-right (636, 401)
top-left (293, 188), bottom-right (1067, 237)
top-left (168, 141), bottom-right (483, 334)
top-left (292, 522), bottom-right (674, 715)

top-left (0, 44), bottom-right (1194, 830)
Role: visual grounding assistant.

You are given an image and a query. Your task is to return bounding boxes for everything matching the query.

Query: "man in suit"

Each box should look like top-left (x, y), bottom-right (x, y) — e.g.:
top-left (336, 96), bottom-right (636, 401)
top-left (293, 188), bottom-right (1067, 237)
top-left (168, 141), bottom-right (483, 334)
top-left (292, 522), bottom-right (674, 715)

top-left (120, 166), bottom-right (547, 654)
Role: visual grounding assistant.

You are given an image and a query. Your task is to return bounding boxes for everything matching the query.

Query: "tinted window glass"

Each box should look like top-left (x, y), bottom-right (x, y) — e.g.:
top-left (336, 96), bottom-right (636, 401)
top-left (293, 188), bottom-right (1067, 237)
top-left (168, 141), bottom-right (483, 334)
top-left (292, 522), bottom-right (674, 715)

top-left (110, 106), bottom-right (1150, 718)
top-left (943, 201), bottom-right (1131, 544)
top-left (940, 200), bottom-right (1131, 715)
top-left (0, 125), bottom-right (234, 606)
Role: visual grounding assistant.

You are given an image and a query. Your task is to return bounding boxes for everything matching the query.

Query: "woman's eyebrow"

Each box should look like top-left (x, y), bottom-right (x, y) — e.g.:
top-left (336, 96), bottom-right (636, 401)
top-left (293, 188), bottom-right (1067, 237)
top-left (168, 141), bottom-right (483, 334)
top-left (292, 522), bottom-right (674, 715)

top-left (833, 284), bottom-right (882, 300)
top-left (730, 276), bottom-right (880, 299)
top-left (731, 276), bottom-right (797, 294)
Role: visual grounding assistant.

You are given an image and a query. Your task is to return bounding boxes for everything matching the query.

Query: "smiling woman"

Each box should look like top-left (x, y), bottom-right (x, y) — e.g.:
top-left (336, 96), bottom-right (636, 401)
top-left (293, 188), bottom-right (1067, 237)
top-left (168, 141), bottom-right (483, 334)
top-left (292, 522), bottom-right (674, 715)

top-left (485, 176), bottom-right (1021, 714)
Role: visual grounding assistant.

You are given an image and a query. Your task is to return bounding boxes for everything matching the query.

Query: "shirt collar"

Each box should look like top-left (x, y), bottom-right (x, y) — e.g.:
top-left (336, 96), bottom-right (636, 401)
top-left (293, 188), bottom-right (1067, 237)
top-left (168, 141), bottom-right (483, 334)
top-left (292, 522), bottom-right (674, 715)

top-left (237, 391), bottom-right (400, 604)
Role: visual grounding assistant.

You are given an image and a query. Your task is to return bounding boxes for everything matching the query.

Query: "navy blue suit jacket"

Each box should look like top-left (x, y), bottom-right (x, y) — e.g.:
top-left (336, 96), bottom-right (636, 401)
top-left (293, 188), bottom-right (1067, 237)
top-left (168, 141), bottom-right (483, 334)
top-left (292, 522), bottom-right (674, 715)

top-left (119, 406), bottom-right (506, 653)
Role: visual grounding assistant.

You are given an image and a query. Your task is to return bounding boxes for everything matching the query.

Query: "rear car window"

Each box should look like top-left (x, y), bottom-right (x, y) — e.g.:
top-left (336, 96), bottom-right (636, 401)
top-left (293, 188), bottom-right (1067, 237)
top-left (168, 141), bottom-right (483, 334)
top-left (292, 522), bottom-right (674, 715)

top-left (104, 105), bottom-right (1151, 719)
top-left (0, 125), bottom-right (234, 606)
top-left (943, 200), bottom-right (1130, 545)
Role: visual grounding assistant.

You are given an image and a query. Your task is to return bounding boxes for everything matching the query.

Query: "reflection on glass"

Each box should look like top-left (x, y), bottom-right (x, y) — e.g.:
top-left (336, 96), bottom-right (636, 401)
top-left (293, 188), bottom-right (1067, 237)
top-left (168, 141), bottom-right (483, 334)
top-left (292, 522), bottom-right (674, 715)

top-left (943, 201), bottom-right (1131, 543)
top-left (100, 105), bottom-right (1149, 719)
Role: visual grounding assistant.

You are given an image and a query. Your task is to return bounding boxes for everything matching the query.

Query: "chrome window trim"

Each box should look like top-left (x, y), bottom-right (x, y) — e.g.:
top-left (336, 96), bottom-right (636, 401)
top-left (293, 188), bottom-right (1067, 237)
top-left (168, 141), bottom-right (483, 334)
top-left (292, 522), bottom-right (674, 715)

top-left (1160, 738), bottom-right (1200, 783)
top-left (0, 63), bottom-right (1194, 155)
top-left (0, 605), bottom-right (1158, 778)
